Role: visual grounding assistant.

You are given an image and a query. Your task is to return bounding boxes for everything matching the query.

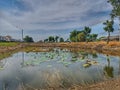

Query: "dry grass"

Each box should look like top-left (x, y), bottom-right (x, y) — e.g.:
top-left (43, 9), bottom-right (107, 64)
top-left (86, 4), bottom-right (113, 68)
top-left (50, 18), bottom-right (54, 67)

top-left (107, 41), bottom-right (120, 47)
top-left (69, 77), bottom-right (120, 90)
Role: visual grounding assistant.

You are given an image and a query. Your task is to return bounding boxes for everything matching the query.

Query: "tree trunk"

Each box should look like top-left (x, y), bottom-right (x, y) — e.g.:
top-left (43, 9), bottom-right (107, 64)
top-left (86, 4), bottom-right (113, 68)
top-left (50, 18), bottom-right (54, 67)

top-left (107, 32), bottom-right (110, 44)
top-left (119, 17), bottom-right (120, 41)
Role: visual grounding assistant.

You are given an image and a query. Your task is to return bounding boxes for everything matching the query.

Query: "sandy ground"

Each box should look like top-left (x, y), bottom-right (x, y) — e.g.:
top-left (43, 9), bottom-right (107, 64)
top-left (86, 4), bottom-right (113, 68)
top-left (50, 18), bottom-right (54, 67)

top-left (68, 77), bottom-right (120, 90)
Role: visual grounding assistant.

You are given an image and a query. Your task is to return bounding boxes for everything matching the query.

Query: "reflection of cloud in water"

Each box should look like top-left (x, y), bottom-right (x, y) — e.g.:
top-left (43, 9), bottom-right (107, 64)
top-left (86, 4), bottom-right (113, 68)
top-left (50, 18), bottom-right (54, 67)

top-left (25, 68), bottom-right (63, 88)
top-left (43, 69), bottom-right (63, 87)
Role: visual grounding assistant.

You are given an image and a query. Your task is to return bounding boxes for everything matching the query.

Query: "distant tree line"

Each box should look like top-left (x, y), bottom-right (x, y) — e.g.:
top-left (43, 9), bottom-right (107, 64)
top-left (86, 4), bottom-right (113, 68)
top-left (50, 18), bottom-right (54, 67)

top-left (23, 35), bottom-right (34, 42)
top-left (44, 36), bottom-right (64, 43)
top-left (70, 26), bottom-right (98, 42)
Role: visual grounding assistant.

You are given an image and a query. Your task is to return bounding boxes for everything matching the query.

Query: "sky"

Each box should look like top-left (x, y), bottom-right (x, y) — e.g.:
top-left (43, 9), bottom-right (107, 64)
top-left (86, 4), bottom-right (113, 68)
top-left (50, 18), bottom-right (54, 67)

top-left (0, 0), bottom-right (116, 41)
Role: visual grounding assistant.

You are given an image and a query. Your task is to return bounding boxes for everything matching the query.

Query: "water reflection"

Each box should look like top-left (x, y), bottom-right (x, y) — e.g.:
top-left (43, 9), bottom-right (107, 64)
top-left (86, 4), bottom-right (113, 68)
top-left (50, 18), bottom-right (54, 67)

top-left (118, 57), bottom-right (120, 75)
top-left (103, 55), bottom-right (114, 78)
top-left (0, 59), bottom-right (6, 70)
top-left (91, 53), bottom-right (98, 58)
top-left (0, 48), bottom-right (120, 90)
top-left (21, 52), bottom-right (25, 68)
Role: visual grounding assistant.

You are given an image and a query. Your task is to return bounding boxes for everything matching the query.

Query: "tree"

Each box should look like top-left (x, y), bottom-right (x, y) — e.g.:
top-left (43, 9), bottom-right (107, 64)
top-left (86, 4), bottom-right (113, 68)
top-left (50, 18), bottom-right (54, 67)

top-left (77, 32), bottom-right (86, 42)
top-left (108, 0), bottom-right (120, 18)
top-left (23, 35), bottom-right (34, 42)
top-left (108, 0), bottom-right (120, 41)
top-left (55, 36), bottom-right (59, 42)
top-left (89, 34), bottom-right (98, 41)
top-left (48, 36), bottom-right (55, 42)
top-left (44, 39), bottom-right (49, 43)
top-left (59, 37), bottom-right (64, 42)
top-left (83, 26), bottom-right (91, 42)
top-left (103, 20), bottom-right (114, 44)
top-left (70, 30), bottom-right (82, 42)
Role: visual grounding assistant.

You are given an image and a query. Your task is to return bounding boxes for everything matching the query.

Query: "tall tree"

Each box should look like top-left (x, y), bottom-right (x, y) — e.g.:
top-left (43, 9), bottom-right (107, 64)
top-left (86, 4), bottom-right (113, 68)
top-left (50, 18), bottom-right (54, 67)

top-left (108, 0), bottom-right (120, 18)
top-left (108, 0), bottom-right (120, 40)
top-left (83, 26), bottom-right (91, 42)
top-left (103, 20), bottom-right (114, 44)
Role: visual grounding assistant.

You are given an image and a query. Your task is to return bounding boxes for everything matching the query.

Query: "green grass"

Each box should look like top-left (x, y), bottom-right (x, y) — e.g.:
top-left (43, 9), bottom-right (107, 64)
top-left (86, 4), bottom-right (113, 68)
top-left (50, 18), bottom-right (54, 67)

top-left (0, 42), bottom-right (19, 47)
top-left (0, 52), bottom-right (13, 60)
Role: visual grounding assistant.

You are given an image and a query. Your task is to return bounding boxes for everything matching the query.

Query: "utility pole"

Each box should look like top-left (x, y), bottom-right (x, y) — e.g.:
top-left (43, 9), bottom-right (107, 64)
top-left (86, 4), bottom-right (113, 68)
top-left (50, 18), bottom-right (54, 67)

top-left (22, 29), bottom-right (23, 42)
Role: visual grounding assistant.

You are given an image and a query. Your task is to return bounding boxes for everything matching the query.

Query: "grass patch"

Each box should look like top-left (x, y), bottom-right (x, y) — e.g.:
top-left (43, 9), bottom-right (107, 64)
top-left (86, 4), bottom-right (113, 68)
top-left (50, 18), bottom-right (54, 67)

top-left (0, 42), bottom-right (19, 47)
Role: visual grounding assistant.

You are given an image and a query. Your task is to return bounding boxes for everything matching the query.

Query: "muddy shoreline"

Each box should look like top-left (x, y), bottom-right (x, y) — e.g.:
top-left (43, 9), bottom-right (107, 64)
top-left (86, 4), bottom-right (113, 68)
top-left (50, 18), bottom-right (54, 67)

top-left (29, 42), bottom-right (120, 56)
top-left (1, 42), bottom-right (120, 56)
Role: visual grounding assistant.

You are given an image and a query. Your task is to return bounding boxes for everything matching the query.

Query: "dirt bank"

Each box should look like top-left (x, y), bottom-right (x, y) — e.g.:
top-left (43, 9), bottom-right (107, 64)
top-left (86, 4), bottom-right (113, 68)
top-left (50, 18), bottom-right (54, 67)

top-left (0, 43), bottom-right (29, 53)
top-left (29, 41), bottom-right (120, 56)
top-left (69, 77), bottom-right (120, 90)
top-left (1, 41), bottom-right (120, 56)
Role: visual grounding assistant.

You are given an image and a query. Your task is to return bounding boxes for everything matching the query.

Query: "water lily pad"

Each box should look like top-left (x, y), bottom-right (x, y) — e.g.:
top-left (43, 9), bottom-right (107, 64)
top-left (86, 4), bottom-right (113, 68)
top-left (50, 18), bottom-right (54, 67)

top-left (47, 65), bottom-right (52, 68)
top-left (83, 63), bottom-right (91, 68)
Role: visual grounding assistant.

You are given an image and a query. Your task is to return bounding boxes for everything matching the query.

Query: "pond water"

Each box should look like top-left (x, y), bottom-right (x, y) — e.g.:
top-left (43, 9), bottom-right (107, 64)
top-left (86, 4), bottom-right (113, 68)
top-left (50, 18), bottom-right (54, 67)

top-left (0, 48), bottom-right (120, 90)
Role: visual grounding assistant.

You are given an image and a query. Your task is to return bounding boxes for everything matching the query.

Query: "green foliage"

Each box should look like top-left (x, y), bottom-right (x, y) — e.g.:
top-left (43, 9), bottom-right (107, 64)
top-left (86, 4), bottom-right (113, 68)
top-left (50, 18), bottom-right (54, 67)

top-left (89, 34), bottom-right (98, 41)
top-left (83, 26), bottom-right (91, 42)
top-left (77, 32), bottom-right (86, 42)
top-left (69, 26), bottom-right (96, 42)
top-left (103, 55), bottom-right (114, 78)
top-left (48, 36), bottom-right (55, 42)
top-left (59, 37), bottom-right (64, 42)
top-left (23, 35), bottom-right (34, 42)
top-left (0, 42), bottom-right (19, 47)
top-left (108, 0), bottom-right (120, 17)
top-left (44, 36), bottom-right (64, 43)
top-left (103, 20), bottom-right (114, 32)
top-left (70, 30), bottom-right (82, 42)
top-left (103, 20), bottom-right (114, 44)
top-left (55, 36), bottom-right (59, 42)
top-left (44, 39), bottom-right (49, 42)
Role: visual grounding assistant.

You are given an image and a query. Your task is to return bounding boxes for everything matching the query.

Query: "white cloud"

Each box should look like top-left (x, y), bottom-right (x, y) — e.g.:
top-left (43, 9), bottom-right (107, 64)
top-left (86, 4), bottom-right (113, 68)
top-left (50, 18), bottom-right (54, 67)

top-left (0, 0), bottom-right (112, 41)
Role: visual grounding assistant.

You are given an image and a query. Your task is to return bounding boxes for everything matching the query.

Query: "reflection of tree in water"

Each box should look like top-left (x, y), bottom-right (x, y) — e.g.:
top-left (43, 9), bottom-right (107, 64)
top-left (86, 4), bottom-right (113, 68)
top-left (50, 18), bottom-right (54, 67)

top-left (21, 52), bottom-right (25, 68)
top-left (79, 51), bottom-right (89, 59)
top-left (118, 57), bottom-right (120, 75)
top-left (103, 55), bottom-right (114, 78)
top-left (0, 59), bottom-right (7, 69)
top-left (91, 53), bottom-right (98, 58)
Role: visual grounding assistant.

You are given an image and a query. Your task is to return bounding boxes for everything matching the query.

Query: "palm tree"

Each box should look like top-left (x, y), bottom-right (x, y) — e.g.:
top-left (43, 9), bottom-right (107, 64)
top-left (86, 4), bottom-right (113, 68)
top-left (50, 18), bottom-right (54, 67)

top-left (103, 20), bottom-right (114, 44)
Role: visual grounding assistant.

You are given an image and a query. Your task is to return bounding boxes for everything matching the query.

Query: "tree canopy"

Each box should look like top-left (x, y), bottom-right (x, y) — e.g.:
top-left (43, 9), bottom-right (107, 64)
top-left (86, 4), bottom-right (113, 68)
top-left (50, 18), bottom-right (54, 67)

top-left (69, 26), bottom-right (96, 42)
top-left (23, 36), bottom-right (34, 42)
top-left (103, 20), bottom-right (114, 44)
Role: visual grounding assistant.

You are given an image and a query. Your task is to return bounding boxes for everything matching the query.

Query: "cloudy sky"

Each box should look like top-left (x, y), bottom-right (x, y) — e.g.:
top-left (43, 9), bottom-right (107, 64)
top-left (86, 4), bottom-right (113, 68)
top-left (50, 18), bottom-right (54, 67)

top-left (0, 0), bottom-right (113, 41)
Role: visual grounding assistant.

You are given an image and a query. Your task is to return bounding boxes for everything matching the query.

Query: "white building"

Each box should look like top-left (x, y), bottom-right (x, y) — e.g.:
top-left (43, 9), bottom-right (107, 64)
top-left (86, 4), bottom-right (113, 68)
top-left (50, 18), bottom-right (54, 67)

top-left (0, 35), bottom-right (16, 42)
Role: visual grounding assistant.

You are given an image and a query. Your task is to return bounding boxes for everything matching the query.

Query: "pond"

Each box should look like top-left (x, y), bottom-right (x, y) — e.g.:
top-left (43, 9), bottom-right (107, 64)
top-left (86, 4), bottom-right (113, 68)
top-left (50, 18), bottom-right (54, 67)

top-left (0, 48), bottom-right (120, 90)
